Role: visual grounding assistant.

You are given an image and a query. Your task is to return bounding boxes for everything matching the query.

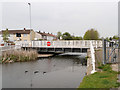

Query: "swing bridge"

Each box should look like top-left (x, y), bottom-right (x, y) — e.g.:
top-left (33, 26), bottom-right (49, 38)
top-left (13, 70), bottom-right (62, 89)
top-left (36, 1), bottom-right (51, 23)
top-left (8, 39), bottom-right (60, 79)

top-left (0, 40), bottom-right (119, 64)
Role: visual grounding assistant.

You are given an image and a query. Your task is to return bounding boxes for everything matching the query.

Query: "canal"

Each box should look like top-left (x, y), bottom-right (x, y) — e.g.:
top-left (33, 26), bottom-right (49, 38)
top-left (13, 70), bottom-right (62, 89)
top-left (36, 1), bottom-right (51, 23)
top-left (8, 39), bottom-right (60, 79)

top-left (2, 54), bottom-right (87, 88)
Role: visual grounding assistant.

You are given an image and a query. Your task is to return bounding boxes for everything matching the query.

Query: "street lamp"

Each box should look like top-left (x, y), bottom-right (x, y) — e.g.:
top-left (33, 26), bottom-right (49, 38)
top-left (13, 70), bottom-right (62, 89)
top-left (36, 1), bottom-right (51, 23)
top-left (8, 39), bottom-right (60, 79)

top-left (28, 3), bottom-right (32, 41)
top-left (28, 3), bottom-right (31, 30)
top-left (28, 3), bottom-right (33, 88)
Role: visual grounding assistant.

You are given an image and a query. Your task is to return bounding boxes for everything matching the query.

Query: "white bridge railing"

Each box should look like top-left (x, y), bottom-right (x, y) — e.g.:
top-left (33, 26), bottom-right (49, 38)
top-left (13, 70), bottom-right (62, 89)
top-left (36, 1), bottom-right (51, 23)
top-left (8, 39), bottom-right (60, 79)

top-left (15, 40), bottom-right (103, 48)
top-left (90, 41), bottom-right (96, 74)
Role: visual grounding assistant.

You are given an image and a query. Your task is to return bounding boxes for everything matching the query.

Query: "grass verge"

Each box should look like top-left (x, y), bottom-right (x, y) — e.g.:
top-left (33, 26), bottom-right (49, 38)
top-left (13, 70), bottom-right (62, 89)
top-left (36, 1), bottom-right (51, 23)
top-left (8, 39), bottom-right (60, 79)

top-left (78, 64), bottom-right (120, 88)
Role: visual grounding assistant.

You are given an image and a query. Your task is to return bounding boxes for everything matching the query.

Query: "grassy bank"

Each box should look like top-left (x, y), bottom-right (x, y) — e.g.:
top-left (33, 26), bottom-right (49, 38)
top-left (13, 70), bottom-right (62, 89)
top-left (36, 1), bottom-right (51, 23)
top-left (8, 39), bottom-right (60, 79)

top-left (79, 64), bottom-right (120, 88)
top-left (0, 50), bottom-right (38, 64)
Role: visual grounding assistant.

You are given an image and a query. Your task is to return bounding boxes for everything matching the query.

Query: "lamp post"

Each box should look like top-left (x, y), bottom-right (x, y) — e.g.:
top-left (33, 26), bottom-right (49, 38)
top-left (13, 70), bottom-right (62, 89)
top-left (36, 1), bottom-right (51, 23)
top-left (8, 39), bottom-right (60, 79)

top-left (28, 3), bottom-right (33, 88)
top-left (28, 3), bottom-right (31, 30)
top-left (28, 3), bottom-right (32, 41)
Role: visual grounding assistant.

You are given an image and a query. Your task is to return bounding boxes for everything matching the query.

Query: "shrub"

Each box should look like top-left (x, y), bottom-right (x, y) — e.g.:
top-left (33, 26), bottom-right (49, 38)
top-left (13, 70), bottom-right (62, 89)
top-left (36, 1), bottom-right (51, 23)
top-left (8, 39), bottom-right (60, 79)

top-left (1, 50), bottom-right (38, 63)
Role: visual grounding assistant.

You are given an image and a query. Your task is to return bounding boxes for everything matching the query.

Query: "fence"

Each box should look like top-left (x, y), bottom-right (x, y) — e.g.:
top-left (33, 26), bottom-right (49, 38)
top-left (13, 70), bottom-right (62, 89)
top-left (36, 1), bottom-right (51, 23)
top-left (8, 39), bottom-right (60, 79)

top-left (103, 39), bottom-right (119, 64)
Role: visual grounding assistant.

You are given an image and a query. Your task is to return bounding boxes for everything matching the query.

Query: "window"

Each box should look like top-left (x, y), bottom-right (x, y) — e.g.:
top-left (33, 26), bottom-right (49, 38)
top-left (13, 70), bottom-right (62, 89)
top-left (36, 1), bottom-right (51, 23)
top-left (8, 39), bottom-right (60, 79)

top-left (8, 34), bottom-right (10, 37)
top-left (16, 33), bottom-right (21, 37)
top-left (23, 34), bottom-right (27, 37)
top-left (42, 35), bottom-right (47, 40)
top-left (42, 36), bottom-right (44, 38)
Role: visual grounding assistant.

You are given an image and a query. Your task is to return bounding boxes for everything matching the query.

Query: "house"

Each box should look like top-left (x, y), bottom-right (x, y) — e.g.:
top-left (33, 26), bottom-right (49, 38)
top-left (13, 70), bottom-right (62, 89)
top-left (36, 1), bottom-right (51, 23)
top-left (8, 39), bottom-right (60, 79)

top-left (34, 32), bottom-right (42, 40)
top-left (0, 28), bottom-right (35, 42)
top-left (37, 31), bottom-right (57, 41)
top-left (0, 29), bottom-right (57, 43)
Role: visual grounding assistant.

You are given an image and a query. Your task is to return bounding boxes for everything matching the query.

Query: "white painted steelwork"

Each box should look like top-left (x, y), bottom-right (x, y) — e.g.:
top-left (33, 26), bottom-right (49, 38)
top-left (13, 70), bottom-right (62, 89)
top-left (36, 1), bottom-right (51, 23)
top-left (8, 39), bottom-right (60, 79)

top-left (90, 41), bottom-right (96, 74)
top-left (15, 40), bottom-right (102, 48)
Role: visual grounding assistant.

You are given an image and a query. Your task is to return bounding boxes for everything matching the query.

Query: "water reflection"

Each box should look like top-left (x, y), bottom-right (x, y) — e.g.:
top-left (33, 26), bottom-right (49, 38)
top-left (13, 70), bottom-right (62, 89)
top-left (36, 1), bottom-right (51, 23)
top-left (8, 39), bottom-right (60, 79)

top-left (2, 55), bottom-right (87, 88)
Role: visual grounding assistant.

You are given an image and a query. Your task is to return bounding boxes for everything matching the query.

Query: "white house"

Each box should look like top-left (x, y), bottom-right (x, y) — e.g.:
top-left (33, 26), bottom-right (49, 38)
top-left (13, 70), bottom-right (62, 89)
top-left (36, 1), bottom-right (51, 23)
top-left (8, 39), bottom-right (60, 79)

top-left (0, 34), bottom-right (3, 44)
top-left (34, 32), bottom-right (42, 40)
top-left (37, 31), bottom-right (57, 41)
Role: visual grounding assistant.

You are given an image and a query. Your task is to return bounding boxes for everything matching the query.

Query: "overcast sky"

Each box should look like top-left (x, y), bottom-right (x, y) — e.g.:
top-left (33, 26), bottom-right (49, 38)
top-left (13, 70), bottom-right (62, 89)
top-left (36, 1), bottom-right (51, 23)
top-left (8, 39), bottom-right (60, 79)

top-left (1, 0), bottom-right (119, 37)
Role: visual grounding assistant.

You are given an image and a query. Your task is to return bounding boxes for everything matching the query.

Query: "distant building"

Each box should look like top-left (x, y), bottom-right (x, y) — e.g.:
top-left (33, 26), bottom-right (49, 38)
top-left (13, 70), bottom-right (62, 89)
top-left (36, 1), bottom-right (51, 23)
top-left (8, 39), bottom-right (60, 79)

top-left (0, 29), bottom-right (57, 43)
top-left (0, 33), bottom-right (3, 43)
top-left (34, 32), bottom-right (42, 40)
top-left (0, 28), bottom-right (35, 42)
top-left (37, 31), bottom-right (57, 41)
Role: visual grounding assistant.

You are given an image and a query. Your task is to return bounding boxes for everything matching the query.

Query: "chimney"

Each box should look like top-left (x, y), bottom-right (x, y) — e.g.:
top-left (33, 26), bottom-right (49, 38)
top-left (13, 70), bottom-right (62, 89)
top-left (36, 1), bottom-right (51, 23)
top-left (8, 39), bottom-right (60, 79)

top-left (24, 28), bottom-right (26, 31)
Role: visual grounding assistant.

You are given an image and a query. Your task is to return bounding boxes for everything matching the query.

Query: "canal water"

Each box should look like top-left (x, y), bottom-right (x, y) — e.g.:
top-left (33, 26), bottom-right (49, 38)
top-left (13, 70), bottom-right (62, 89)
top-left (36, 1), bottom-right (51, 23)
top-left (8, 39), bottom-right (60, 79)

top-left (2, 54), bottom-right (87, 88)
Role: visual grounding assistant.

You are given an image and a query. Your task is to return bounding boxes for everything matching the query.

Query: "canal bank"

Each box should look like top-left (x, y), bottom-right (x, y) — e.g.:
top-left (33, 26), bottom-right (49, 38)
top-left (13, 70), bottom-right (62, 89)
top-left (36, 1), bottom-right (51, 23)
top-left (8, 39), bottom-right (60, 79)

top-left (0, 50), bottom-right (57, 63)
top-left (79, 48), bottom-right (120, 88)
top-left (79, 64), bottom-right (119, 88)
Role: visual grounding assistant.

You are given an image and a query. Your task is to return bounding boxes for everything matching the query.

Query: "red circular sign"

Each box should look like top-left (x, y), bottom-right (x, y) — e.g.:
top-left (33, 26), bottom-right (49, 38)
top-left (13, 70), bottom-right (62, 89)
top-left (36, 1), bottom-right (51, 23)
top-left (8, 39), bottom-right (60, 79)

top-left (47, 41), bottom-right (51, 46)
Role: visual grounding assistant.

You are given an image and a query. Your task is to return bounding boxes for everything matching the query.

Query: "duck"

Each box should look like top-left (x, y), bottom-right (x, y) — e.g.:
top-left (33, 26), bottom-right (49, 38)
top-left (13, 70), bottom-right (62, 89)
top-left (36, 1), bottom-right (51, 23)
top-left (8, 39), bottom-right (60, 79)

top-left (43, 72), bottom-right (46, 75)
top-left (25, 71), bottom-right (28, 73)
top-left (34, 71), bottom-right (39, 74)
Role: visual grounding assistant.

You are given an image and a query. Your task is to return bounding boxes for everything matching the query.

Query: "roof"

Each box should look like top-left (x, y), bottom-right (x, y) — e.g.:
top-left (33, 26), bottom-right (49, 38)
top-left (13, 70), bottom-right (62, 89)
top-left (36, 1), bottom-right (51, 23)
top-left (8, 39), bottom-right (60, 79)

top-left (37, 32), bottom-right (56, 37)
top-left (0, 29), bottom-right (32, 34)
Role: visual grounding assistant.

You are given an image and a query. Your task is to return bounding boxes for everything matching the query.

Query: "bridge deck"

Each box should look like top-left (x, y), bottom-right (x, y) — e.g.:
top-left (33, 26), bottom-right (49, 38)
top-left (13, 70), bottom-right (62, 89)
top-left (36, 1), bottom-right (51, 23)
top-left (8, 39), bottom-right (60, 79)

top-left (0, 40), bottom-right (103, 54)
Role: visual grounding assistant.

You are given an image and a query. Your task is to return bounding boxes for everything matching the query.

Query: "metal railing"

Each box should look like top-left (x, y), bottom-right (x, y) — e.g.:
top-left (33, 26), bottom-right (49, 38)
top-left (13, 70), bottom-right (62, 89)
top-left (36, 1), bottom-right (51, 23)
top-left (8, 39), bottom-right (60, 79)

top-left (103, 39), bottom-right (119, 64)
top-left (90, 41), bottom-right (96, 74)
top-left (20, 40), bottom-right (103, 48)
top-left (14, 40), bottom-right (102, 48)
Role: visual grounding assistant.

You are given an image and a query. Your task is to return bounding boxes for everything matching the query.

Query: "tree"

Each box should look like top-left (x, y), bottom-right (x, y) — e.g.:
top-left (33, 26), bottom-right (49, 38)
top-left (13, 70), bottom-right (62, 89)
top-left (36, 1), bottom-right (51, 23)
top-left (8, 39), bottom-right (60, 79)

top-left (57, 31), bottom-right (62, 39)
top-left (72, 36), bottom-right (83, 40)
top-left (112, 35), bottom-right (119, 40)
top-left (106, 37), bottom-right (110, 41)
top-left (109, 37), bottom-right (112, 41)
top-left (83, 29), bottom-right (99, 40)
top-left (62, 32), bottom-right (72, 40)
top-left (3, 28), bottom-right (9, 42)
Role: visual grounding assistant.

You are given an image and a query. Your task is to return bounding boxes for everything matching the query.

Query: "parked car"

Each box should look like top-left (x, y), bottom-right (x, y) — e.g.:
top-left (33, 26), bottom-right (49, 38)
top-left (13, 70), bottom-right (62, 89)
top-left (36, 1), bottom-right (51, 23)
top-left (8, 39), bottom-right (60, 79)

top-left (6, 41), bottom-right (15, 45)
top-left (0, 41), bottom-right (15, 46)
